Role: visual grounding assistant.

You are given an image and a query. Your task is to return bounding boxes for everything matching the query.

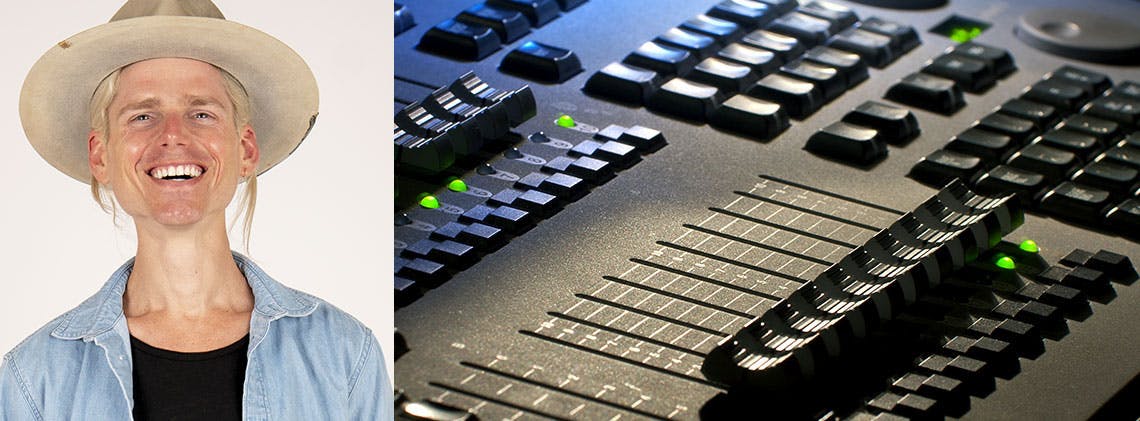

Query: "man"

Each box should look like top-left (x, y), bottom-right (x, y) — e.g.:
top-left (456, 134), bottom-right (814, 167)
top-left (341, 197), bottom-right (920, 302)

top-left (1, 1), bottom-right (393, 419)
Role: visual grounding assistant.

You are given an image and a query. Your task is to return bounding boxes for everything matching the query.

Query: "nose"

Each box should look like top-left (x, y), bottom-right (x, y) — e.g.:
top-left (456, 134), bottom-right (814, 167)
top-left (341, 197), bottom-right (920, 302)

top-left (159, 115), bottom-right (188, 146)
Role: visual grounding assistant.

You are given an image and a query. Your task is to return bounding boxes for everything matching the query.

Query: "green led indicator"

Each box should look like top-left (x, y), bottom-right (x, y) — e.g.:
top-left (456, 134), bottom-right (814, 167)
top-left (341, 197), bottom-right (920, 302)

top-left (556, 114), bottom-right (576, 128)
top-left (1019, 239), bottom-right (1039, 254)
top-left (950, 27), bottom-right (983, 43)
top-left (447, 178), bottom-right (468, 192)
top-left (995, 255), bottom-right (1016, 270)
top-left (418, 194), bottom-right (440, 209)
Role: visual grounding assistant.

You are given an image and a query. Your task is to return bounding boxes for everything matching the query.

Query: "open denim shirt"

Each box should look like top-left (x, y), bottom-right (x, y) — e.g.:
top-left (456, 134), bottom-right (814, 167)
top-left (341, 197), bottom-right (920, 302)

top-left (1, 253), bottom-right (392, 420)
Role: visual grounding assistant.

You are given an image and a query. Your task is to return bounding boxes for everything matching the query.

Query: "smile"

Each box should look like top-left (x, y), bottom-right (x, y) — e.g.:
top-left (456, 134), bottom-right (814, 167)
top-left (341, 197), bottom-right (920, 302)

top-left (147, 164), bottom-right (205, 181)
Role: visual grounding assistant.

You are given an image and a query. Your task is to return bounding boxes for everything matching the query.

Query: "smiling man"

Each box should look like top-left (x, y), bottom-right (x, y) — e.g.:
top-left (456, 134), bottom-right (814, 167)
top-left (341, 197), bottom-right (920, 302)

top-left (1, 1), bottom-right (391, 419)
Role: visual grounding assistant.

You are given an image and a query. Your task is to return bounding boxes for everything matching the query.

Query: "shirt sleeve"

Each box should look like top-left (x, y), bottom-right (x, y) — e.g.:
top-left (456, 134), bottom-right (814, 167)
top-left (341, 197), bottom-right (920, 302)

top-left (347, 331), bottom-right (394, 420)
top-left (1, 354), bottom-right (43, 421)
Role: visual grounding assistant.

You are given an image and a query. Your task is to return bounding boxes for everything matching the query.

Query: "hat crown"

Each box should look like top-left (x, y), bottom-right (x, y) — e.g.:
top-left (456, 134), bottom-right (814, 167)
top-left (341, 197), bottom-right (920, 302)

top-left (110, 0), bottom-right (224, 21)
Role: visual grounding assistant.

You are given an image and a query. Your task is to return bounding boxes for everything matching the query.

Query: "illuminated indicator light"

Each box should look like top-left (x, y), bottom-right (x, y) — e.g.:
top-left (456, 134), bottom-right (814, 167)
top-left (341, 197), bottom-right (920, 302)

top-left (995, 256), bottom-right (1016, 270)
top-left (556, 114), bottom-right (576, 128)
top-left (1019, 239), bottom-right (1039, 254)
top-left (447, 178), bottom-right (468, 192)
top-left (950, 27), bottom-right (982, 43)
top-left (418, 194), bottom-right (440, 209)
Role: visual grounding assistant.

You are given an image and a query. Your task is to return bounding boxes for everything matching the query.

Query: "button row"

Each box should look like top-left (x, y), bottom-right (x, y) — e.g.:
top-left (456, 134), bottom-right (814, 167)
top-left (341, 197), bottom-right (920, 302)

top-left (909, 65), bottom-right (1140, 240)
top-left (395, 72), bottom-right (537, 174)
top-left (418, 0), bottom-right (587, 61)
top-left (584, 1), bottom-right (919, 139)
top-left (701, 180), bottom-right (1022, 389)
top-left (396, 124), bottom-right (666, 307)
top-left (885, 42), bottom-right (1015, 115)
top-left (804, 100), bottom-right (919, 166)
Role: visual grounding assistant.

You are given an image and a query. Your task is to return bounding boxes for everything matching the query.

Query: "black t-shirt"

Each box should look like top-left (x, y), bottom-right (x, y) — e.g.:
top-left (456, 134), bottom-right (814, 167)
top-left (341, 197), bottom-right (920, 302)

top-left (130, 334), bottom-right (249, 421)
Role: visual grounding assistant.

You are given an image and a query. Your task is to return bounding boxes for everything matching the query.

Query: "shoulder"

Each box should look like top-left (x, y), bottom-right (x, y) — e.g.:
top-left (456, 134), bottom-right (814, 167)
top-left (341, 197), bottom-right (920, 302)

top-left (3, 311), bottom-right (89, 369)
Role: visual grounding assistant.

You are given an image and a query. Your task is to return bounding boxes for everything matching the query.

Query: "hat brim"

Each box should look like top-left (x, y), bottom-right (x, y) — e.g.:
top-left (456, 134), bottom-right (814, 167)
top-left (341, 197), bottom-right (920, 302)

top-left (19, 15), bottom-right (319, 184)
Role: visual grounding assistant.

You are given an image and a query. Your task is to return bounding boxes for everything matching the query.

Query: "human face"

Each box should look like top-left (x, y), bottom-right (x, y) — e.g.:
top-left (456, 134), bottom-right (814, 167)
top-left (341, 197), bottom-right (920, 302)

top-left (88, 58), bottom-right (258, 229)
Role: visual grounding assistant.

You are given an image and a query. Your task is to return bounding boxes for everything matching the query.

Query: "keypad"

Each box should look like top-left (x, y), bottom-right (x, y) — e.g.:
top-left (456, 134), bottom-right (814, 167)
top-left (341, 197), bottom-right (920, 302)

top-left (911, 65), bottom-right (1140, 240)
top-left (584, 4), bottom-right (919, 141)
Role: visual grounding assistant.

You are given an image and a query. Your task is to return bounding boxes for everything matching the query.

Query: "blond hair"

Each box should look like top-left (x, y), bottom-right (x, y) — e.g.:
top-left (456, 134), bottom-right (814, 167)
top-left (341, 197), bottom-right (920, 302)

top-left (88, 61), bottom-right (258, 250)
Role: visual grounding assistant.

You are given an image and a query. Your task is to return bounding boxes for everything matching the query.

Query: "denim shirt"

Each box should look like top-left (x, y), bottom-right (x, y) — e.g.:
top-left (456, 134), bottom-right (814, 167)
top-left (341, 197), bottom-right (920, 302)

top-left (0, 253), bottom-right (392, 420)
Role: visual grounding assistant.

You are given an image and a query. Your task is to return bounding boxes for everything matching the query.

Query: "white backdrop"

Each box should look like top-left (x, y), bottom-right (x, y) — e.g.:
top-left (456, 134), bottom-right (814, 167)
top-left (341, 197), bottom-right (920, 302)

top-left (0, 0), bottom-right (394, 380)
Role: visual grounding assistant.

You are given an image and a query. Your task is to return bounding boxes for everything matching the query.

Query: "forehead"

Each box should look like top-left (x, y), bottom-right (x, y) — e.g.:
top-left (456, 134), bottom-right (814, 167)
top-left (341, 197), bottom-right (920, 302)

top-left (113, 58), bottom-right (231, 106)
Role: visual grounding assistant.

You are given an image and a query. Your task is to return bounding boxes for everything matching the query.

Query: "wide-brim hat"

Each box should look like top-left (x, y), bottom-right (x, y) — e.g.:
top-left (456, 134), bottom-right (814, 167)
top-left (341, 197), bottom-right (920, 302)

top-left (19, 0), bottom-right (319, 184)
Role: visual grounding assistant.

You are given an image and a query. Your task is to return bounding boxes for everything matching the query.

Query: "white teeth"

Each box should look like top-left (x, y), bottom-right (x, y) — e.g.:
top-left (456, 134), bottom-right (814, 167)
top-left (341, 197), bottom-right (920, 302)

top-left (150, 164), bottom-right (203, 180)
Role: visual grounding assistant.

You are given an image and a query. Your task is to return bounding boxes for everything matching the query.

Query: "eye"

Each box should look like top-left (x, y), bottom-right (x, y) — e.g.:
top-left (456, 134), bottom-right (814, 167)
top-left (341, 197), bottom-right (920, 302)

top-left (193, 112), bottom-right (213, 119)
top-left (132, 114), bottom-right (152, 122)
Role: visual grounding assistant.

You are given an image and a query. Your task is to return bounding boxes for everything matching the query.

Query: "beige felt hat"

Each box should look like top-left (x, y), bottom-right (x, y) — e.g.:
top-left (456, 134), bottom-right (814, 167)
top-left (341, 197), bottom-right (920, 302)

top-left (19, 0), bottom-right (319, 184)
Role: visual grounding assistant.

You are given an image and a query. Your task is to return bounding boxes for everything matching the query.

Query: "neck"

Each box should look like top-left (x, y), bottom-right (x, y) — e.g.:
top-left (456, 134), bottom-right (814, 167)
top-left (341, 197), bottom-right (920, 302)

top-left (124, 216), bottom-right (254, 318)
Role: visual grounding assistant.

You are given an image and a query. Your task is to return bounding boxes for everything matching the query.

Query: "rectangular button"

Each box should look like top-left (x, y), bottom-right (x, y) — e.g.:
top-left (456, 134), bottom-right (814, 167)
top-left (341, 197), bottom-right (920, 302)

top-left (681, 14), bottom-right (743, 44)
top-left (798, 0), bottom-right (859, 33)
top-left (500, 41), bottom-right (582, 83)
top-left (740, 29), bottom-right (804, 62)
top-left (768, 12), bottom-right (832, 47)
top-left (951, 42), bottom-right (1016, 78)
top-left (802, 46), bottom-right (868, 88)
top-left (418, 19), bottom-right (501, 61)
top-left (780, 59), bottom-right (845, 101)
top-left (689, 57), bottom-right (759, 93)
top-left (747, 73), bottom-right (824, 119)
top-left (456, 3), bottom-right (531, 43)
top-left (1022, 79), bottom-right (1092, 113)
top-left (923, 54), bottom-right (994, 93)
top-left (975, 113), bottom-right (1039, 144)
top-left (486, 0), bottom-right (560, 26)
top-left (996, 99), bottom-right (1059, 130)
top-left (542, 155), bottom-right (615, 183)
top-left (1083, 95), bottom-right (1140, 127)
top-left (973, 165), bottom-right (1047, 204)
top-left (1006, 142), bottom-right (1080, 182)
top-left (656, 27), bottom-right (719, 59)
top-left (909, 149), bottom-right (987, 187)
top-left (706, 0), bottom-right (777, 29)
top-left (623, 41), bottom-right (697, 76)
top-left (583, 62), bottom-right (662, 105)
top-left (1039, 128), bottom-right (1099, 159)
top-left (709, 94), bottom-right (789, 140)
top-left (947, 128), bottom-right (1015, 161)
top-left (885, 72), bottom-right (965, 115)
top-left (1046, 65), bottom-right (1112, 97)
top-left (842, 100), bottom-right (920, 144)
top-left (828, 27), bottom-right (894, 68)
top-left (647, 78), bottom-right (725, 121)
top-left (1057, 114), bottom-right (1121, 143)
top-left (1072, 160), bottom-right (1139, 195)
top-left (859, 17), bottom-right (920, 55)
top-left (717, 42), bottom-right (782, 76)
top-left (569, 139), bottom-right (640, 168)
top-left (804, 121), bottom-right (886, 166)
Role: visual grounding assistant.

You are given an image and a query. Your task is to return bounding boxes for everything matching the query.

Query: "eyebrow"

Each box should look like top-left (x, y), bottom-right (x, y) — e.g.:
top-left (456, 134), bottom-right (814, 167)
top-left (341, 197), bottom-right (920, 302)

top-left (115, 95), bottom-right (228, 118)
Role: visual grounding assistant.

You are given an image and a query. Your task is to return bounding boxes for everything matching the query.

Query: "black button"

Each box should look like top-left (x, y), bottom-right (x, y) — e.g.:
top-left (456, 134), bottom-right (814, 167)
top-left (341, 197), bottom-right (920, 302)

top-left (688, 57), bottom-right (759, 93)
top-left (828, 27), bottom-right (894, 68)
top-left (555, 0), bottom-right (587, 11)
top-left (950, 42), bottom-right (1016, 78)
top-left (1059, 250), bottom-right (1094, 267)
top-left (1022, 79), bottom-right (1091, 113)
top-left (748, 73), bottom-right (824, 119)
top-left (457, 222), bottom-right (506, 249)
top-left (1125, 132), bottom-right (1140, 148)
top-left (459, 204), bottom-right (535, 234)
top-left (1057, 114), bottom-right (1121, 144)
top-left (917, 354), bottom-right (992, 397)
top-left (1061, 266), bottom-right (1112, 292)
top-left (709, 94), bottom-right (790, 140)
top-left (768, 12), bottom-right (832, 48)
top-left (973, 165), bottom-right (1047, 204)
top-left (394, 276), bottom-right (421, 308)
top-left (1115, 81), bottom-right (1140, 99)
top-left (780, 59), bottom-right (845, 101)
top-left (1084, 94), bottom-right (1140, 127)
top-left (1106, 199), bottom-right (1140, 237)
top-left (706, 0), bottom-right (777, 29)
top-left (515, 172), bottom-right (588, 200)
top-left (975, 113), bottom-right (1039, 145)
top-left (418, 19), bottom-right (502, 61)
top-left (486, 0), bottom-right (560, 26)
top-left (543, 155), bottom-right (615, 183)
top-left (681, 14), bottom-right (743, 44)
top-left (802, 46), bottom-right (868, 88)
top-left (1088, 250), bottom-right (1138, 282)
top-left (1098, 143), bottom-right (1140, 168)
top-left (842, 100), bottom-right (920, 144)
top-left (395, 257), bottom-right (448, 286)
top-left (1039, 181), bottom-right (1113, 224)
top-left (923, 54), bottom-right (994, 93)
top-left (395, 3), bottom-right (415, 36)
top-left (804, 121), bottom-right (887, 165)
top-left (946, 128), bottom-right (1015, 161)
top-left (456, 4), bottom-right (531, 43)
top-left (489, 188), bottom-right (561, 215)
top-left (618, 125), bottom-right (668, 152)
top-left (1007, 142), bottom-right (1080, 181)
top-left (740, 30), bottom-right (804, 63)
top-left (909, 149), bottom-right (987, 187)
top-left (647, 78), bottom-right (725, 121)
top-left (429, 240), bottom-right (478, 268)
top-left (1072, 160), bottom-right (1139, 195)
top-left (996, 99), bottom-right (1059, 131)
top-left (798, 0), bottom-right (859, 33)
top-left (717, 43), bottom-right (782, 75)
top-left (754, 0), bottom-right (797, 14)
top-left (859, 17), bottom-right (920, 57)
top-left (867, 391), bottom-right (940, 419)
top-left (500, 41), bottom-right (582, 83)
top-left (400, 239), bottom-right (437, 260)
top-left (1039, 128), bottom-right (1100, 159)
top-left (623, 41), bottom-right (697, 76)
top-left (1046, 65), bottom-right (1112, 97)
top-left (656, 28), bottom-right (719, 59)
top-left (583, 62), bottom-right (662, 105)
top-left (885, 72), bottom-right (965, 115)
top-left (569, 139), bottom-right (640, 168)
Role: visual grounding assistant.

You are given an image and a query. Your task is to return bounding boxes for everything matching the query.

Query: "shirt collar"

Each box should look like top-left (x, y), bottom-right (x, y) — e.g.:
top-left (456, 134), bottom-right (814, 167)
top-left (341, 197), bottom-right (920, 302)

top-left (51, 252), bottom-right (318, 341)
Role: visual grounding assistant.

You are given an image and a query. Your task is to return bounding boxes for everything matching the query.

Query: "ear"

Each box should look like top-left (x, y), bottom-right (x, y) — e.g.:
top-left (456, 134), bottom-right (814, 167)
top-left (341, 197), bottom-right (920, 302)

top-left (239, 124), bottom-right (260, 177)
top-left (88, 130), bottom-right (110, 184)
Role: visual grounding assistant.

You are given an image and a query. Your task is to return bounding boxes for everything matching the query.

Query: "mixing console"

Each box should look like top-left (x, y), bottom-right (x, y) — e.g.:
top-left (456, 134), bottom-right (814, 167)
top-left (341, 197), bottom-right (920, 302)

top-left (393, 0), bottom-right (1140, 419)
